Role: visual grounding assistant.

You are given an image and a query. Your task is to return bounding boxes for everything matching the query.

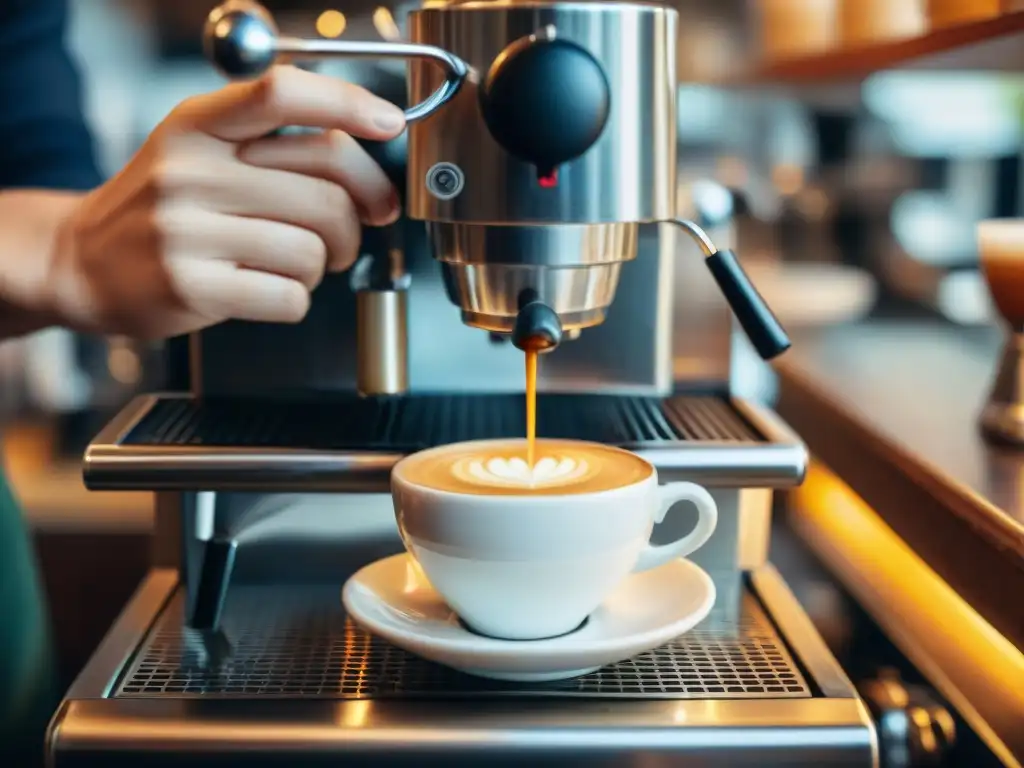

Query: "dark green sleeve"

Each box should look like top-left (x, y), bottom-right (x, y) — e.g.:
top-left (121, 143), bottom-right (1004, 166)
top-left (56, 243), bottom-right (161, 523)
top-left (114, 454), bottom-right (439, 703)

top-left (0, 469), bottom-right (57, 762)
top-left (0, 0), bottom-right (102, 190)
top-left (0, 0), bottom-right (102, 756)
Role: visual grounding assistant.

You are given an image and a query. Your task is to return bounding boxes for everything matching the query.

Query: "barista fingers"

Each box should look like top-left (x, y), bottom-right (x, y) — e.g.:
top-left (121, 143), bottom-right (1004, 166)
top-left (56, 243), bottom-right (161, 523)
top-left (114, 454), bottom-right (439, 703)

top-left (48, 66), bottom-right (406, 340)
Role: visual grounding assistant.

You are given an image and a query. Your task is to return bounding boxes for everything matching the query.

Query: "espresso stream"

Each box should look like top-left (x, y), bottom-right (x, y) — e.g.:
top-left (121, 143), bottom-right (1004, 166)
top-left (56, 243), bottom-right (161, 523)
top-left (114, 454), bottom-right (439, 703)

top-left (397, 345), bottom-right (651, 495)
top-left (526, 348), bottom-right (538, 467)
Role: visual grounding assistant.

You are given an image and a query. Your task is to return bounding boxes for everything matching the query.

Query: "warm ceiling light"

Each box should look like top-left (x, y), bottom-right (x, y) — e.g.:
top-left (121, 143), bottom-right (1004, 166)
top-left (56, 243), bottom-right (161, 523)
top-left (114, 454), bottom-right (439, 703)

top-left (372, 7), bottom-right (401, 40)
top-left (316, 9), bottom-right (346, 38)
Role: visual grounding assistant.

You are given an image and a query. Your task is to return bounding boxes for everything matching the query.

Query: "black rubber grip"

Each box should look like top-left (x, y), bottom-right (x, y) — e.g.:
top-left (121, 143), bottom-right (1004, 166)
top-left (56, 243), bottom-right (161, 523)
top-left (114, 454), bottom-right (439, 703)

top-left (705, 249), bottom-right (790, 360)
top-left (190, 538), bottom-right (238, 631)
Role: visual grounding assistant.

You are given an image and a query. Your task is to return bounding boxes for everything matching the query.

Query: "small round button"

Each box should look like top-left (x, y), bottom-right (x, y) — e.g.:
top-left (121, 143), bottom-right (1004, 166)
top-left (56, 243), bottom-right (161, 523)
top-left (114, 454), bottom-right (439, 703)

top-left (426, 162), bottom-right (465, 201)
top-left (435, 170), bottom-right (456, 191)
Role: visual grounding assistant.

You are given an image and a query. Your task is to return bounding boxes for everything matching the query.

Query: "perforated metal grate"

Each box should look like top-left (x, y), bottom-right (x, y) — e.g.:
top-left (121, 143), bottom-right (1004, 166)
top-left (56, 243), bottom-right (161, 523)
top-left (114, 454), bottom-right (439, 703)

top-left (121, 394), bottom-right (762, 450)
top-left (116, 586), bottom-right (810, 699)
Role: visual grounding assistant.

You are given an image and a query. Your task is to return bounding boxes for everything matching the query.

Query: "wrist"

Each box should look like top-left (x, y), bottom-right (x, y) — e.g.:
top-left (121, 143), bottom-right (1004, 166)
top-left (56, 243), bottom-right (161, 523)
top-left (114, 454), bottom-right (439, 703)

top-left (0, 190), bottom-right (88, 337)
top-left (43, 195), bottom-right (100, 334)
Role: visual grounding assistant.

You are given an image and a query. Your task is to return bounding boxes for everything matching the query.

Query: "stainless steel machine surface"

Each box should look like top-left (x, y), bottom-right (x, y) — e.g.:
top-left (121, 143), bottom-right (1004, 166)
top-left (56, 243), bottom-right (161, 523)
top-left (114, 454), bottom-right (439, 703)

top-left (83, 392), bottom-right (806, 490)
top-left (201, 0), bottom-right (788, 395)
top-left (47, 547), bottom-right (875, 766)
top-left (55, 1), bottom-right (876, 764)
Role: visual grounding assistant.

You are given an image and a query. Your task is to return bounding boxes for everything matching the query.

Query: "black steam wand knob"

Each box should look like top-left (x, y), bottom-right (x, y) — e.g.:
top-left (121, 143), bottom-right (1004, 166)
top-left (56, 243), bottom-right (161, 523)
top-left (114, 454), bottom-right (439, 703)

top-left (673, 219), bottom-right (791, 361)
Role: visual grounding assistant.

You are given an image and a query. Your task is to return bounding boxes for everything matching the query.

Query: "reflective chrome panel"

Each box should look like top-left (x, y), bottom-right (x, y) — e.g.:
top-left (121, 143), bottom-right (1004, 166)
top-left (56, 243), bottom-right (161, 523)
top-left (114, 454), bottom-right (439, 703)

top-left (407, 1), bottom-right (677, 224)
top-left (83, 394), bottom-right (806, 491)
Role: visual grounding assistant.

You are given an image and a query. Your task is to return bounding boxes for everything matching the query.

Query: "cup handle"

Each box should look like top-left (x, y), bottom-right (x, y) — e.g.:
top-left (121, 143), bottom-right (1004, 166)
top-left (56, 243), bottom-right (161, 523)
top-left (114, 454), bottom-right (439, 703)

top-left (632, 482), bottom-right (718, 573)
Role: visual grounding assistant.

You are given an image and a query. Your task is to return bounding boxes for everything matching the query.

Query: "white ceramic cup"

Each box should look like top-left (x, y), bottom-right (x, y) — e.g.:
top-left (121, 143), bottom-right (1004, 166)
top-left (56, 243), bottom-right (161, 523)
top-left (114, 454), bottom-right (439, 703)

top-left (391, 439), bottom-right (719, 641)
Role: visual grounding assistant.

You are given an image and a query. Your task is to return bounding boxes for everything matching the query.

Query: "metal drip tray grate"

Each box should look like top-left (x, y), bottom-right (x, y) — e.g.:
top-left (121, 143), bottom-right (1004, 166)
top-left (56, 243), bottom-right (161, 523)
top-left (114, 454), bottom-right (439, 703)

top-left (122, 394), bottom-right (762, 449)
top-left (116, 586), bottom-right (810, 700)
top-left (85, 393), bottom-right (802, 490)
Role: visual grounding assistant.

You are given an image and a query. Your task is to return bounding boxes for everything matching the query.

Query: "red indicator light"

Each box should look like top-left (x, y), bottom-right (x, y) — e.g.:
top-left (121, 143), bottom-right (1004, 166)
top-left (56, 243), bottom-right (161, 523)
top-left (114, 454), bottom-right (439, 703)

top-left (538, 170), bottom-right (558, 188)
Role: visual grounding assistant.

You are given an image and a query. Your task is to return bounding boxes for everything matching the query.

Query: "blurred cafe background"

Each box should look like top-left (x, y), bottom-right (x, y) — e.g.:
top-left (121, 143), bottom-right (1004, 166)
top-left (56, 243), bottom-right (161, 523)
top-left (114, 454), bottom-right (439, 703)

top-left (5, 1), bottom-right (1024, 766)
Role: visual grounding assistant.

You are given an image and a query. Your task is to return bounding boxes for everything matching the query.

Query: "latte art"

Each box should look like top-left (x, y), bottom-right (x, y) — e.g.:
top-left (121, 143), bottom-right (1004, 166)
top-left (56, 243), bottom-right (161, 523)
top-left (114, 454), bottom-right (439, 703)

top-left (455, 454), bottom-right (593, 489)
top-left (395, 439), bottom-right (652, 497)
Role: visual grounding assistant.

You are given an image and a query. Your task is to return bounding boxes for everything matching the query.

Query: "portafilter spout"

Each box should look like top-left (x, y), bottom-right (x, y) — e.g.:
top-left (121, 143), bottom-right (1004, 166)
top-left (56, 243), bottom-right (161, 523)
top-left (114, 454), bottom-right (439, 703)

top-left (433, 221), bottom-right (639, 340)
top-left (511, 299), bottom-right (563, 353)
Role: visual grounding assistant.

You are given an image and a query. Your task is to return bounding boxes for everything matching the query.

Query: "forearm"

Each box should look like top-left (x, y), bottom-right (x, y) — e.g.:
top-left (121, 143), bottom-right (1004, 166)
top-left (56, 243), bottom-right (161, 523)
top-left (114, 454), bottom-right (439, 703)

top-left (0, 190), bottom-right (83, 339)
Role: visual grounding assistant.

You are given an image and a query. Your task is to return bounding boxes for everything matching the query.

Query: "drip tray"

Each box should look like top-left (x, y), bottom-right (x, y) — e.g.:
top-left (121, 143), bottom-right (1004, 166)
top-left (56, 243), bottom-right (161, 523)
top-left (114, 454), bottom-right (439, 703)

top-left (85, 394), bottom-right (807, 491)
top-left (117, 584), bottom-right (809, 700)
top-left (49, 570), bottom-right (876, 765)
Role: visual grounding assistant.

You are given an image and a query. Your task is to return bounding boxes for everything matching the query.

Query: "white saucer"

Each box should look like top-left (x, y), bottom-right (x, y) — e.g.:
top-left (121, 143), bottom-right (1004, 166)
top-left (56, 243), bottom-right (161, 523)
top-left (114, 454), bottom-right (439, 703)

top-left (342, 553), bottom-right (716, 682)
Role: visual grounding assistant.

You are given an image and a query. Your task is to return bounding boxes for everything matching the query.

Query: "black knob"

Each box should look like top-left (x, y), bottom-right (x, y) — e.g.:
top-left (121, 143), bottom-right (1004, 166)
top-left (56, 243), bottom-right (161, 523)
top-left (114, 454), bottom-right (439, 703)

top-left (358, 131), bottom-right (407, 196)
top-left (512, 301), bottom-right (563, 353)
top-left (479, 35), bottom-right (610, 177)
top-left (355, 70), bottom-right (409, 198)
top-left (203, 1), bottom-right (279, 79)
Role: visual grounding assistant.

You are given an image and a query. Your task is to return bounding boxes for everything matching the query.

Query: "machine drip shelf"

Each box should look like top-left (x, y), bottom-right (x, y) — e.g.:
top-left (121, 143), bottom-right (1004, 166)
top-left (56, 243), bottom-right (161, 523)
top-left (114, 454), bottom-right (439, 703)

top-left (83, 393), bottom-right (807, 491)
top-left (124, 393), bottom-right (761, 450)
top-left (115, 584), bottom-right (810, 701)
top-left (48, 568), bottom-right (875, 765)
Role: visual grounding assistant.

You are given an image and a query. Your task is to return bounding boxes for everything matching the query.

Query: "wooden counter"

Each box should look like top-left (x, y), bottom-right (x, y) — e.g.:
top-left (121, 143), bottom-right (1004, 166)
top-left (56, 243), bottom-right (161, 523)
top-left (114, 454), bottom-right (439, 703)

top-left (775, 319), bottom-right (1024, 650)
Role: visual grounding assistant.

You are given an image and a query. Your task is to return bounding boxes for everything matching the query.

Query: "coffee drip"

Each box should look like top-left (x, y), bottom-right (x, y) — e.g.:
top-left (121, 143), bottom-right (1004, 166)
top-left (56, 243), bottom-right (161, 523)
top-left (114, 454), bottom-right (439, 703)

top-left (526, 350), bottom-right (538, 467)
top-left (511, 299), bottom-right (564, 468)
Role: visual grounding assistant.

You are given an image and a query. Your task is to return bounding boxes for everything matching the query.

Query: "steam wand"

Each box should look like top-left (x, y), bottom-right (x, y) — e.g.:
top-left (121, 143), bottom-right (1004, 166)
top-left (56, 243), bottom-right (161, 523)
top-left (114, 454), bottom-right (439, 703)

top-left (674, 219), bottom-right (791, 361)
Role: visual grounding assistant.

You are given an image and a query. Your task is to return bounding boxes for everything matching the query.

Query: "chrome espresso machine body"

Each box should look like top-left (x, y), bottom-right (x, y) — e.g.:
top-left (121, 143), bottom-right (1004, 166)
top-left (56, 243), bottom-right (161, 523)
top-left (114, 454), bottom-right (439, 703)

top-left (50, 2), bottom-right (877, 765)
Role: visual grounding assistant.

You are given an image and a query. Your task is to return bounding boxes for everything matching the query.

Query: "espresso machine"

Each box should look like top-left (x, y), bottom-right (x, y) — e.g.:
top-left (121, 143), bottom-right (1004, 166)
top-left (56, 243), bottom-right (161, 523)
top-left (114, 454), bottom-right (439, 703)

top-left (49, 1), bottom-right (876, 765)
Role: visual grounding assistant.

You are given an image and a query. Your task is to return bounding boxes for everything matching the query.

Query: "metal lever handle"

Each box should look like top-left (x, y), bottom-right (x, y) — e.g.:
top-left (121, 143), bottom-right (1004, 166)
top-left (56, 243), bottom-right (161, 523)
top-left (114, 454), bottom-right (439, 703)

top-left (672, 219), bottom-right (791, 361)
top-left (203, 0), bottom-right (468, 123)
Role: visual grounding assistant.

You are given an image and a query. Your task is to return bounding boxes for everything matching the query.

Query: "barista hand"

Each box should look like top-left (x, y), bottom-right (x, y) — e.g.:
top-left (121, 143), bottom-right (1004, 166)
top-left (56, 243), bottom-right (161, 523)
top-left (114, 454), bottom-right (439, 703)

top-left (48, 65), bottom-right (405, 338)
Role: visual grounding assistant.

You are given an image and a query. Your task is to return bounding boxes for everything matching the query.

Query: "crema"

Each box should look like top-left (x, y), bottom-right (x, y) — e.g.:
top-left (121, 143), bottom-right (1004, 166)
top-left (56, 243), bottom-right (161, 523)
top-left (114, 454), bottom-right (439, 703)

top-left (394, 439), bottom-right (652, 496)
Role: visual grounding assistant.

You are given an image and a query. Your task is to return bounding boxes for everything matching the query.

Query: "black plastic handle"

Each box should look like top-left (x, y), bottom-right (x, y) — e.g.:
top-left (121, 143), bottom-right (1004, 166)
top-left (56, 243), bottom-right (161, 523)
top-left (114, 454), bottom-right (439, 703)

top-left (705, 249), bottom-right (790, 360)
top-left (190, 537), bottom-right (238, 631)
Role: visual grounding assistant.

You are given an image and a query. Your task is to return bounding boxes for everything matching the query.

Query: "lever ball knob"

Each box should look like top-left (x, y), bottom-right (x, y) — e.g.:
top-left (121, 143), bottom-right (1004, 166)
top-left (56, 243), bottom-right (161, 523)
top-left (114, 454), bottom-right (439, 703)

top-left (203, 0), bottom-right (279, 78)
top-left (479, 37), bottom-right (610, 176)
